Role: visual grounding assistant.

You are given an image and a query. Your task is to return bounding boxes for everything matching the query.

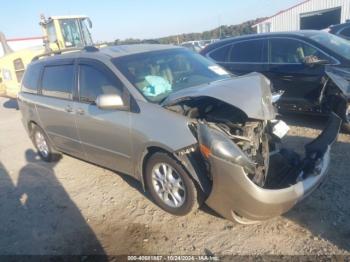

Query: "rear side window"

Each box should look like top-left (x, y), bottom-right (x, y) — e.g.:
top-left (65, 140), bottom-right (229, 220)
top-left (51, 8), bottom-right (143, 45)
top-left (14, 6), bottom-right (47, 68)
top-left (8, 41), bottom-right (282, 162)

top-left (229, 40), bottom-right (266, 63)
top-left (42, 65), bottom-right (74, 99)
top-left (21, 63), bottom-right (42, 94)
top-left (79, 64), bottom-right (123, 103)
top-left (209, 45), bottom-right (231, 62)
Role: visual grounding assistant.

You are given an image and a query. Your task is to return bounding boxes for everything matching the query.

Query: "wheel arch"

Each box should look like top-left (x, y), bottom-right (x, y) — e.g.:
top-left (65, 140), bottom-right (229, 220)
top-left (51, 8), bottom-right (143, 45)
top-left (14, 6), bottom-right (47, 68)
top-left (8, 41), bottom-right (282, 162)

top-left (138, 144), bottom-right (211, 196)
top-left (27, 120), bottom-right (39, 136)
top-left (27, 120), bottom-right (60, 153)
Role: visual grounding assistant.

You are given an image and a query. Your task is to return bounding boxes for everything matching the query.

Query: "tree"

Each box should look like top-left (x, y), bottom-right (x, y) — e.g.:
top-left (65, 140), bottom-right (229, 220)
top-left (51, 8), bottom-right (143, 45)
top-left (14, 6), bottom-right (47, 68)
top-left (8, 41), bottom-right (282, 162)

top-left (109, 17), bottom-right (265, 45)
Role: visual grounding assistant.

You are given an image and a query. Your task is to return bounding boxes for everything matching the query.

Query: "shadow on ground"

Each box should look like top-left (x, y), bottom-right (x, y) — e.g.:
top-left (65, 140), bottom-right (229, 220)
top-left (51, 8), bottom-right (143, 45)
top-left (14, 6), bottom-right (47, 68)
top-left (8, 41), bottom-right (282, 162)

top-left (2, 98), bottom-right (18, 110)
top-left (0, 149), bottom-right (106, 256)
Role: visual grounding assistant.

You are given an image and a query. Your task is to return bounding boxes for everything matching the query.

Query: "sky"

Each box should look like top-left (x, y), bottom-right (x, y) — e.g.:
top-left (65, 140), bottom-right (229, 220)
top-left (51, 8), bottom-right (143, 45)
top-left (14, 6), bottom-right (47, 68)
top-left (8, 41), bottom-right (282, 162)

top-left (0, 0), bottom-right (302, 42)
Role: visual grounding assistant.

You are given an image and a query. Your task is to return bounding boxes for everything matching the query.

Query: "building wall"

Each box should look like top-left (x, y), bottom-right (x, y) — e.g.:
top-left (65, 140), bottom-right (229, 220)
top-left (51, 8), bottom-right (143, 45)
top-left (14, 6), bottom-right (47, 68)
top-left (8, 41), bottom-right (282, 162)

top-left (0, 38), bottom-right (43, 57)
top-left (256, 0), bottom-right (350, 33)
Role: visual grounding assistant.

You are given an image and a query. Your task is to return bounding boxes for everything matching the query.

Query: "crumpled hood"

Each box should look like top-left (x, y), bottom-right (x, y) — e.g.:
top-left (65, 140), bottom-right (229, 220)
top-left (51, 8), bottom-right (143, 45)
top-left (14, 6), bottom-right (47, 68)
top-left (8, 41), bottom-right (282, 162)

top-left (162, 72), bottom-right (276, 120)
top-left (325, 65), bottom-right (350, 97)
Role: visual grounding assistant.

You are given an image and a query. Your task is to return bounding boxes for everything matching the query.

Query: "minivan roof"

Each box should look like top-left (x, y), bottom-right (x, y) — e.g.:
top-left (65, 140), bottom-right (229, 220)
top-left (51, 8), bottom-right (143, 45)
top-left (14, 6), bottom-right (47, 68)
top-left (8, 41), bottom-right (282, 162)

top-left (33, 44), bottom-right (181, 63)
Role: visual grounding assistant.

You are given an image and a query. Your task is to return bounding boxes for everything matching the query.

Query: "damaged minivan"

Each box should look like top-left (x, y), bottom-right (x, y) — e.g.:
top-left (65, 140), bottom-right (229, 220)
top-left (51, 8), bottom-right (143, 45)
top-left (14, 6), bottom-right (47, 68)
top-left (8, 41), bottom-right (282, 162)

top-left (18, 45), bottom-right (341, 223)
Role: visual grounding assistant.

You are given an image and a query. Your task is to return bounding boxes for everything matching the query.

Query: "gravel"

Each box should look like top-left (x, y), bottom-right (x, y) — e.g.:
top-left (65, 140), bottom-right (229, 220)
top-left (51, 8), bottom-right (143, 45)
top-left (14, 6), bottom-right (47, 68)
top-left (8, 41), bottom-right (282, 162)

top-left (0, 97), bottom-right (350, 255)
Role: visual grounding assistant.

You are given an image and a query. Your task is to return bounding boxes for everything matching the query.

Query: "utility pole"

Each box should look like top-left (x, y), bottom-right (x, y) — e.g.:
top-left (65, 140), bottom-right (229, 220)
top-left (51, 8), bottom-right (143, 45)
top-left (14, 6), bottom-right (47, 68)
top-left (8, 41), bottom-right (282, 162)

top-left (218, 15), bottom-right (222, 39)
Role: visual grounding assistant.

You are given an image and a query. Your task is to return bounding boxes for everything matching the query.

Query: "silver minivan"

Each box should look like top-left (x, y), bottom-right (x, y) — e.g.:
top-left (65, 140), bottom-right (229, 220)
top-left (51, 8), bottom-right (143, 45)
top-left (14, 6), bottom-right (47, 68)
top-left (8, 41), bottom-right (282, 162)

top-left (18, 45), bottom-right (341, 223)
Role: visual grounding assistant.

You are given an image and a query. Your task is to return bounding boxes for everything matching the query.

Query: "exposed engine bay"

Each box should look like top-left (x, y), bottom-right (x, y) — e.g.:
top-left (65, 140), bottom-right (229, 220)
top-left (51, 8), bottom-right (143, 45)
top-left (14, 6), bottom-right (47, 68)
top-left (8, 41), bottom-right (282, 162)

top-left (167, 97), bottom-right (285, 188)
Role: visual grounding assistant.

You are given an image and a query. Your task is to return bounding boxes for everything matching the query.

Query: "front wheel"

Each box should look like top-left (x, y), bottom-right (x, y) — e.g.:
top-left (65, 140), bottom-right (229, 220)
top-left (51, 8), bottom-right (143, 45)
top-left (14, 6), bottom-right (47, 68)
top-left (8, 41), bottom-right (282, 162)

top-left (145, 152), bottom-right (202, 216)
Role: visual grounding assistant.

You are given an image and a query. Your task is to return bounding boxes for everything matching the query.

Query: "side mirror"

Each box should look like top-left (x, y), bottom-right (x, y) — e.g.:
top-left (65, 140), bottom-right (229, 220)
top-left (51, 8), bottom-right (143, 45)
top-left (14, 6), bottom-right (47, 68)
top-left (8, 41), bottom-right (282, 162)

top-left (303, 55), bottom-right (330, 66)
top-left (95, 94), bottom-right (126, 110)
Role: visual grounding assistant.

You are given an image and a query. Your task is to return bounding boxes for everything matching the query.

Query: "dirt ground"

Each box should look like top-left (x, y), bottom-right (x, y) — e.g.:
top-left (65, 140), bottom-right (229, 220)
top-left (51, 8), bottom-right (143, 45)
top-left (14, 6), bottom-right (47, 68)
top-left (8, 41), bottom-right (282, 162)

top-left (1, 96), bottom-right (350, 256)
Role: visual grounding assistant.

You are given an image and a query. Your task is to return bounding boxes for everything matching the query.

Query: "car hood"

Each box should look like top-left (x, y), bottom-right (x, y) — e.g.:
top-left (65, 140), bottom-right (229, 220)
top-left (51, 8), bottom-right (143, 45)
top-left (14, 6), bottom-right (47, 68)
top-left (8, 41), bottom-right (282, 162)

top-left (325, 65), bottom-right (350, 97)
top-left (162, 72), bottom-right (276, 120)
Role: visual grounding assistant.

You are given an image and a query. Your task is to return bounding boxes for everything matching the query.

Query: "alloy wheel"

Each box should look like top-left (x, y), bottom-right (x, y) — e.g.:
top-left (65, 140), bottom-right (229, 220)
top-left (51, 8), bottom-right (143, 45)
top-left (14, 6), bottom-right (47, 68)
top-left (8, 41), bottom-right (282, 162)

top-left (151, 163), bottom-right (186, 208)
top-left (35, 130), bottom-right (49, 158)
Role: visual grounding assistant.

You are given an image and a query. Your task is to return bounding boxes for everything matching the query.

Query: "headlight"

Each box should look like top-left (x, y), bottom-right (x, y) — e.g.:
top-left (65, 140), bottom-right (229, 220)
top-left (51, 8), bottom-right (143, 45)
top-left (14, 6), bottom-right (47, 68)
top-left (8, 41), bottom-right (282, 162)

top-left (197, 123), bottom-right (255, 174)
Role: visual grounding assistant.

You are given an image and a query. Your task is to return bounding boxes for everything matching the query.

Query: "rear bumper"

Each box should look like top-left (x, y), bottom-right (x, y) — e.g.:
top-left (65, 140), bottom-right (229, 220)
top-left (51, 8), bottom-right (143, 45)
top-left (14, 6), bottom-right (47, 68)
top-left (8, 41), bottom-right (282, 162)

top-left (203, 113), bottom-right (341, 222)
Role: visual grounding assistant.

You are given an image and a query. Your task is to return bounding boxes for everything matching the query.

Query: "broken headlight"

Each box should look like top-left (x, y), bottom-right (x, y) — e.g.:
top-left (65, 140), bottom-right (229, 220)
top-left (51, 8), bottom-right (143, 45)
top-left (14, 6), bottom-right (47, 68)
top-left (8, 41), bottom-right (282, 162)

top-left (197, 123), bottom-right (255, 174)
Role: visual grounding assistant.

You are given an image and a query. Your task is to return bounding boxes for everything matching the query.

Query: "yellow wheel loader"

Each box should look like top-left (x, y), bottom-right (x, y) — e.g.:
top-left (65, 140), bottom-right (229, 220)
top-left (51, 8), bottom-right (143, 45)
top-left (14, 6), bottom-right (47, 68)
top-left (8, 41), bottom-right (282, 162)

top-left (0, 15), bottom-right (93, 98)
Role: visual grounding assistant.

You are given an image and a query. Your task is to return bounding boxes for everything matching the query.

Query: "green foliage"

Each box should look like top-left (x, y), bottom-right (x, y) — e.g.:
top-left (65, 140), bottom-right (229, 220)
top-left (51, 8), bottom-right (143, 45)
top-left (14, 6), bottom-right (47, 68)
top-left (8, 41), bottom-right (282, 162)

top-left (107, 18), bottom-right (266, 45)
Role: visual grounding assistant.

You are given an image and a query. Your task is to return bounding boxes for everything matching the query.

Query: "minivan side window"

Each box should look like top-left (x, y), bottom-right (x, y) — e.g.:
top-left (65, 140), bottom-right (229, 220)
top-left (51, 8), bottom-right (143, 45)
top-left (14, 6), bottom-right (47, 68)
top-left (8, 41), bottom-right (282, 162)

top-left (21, 63), bottom-right (42, 94)
top-left (229, 40), bottom-right (266, 63)
top-left (269, 38), bottom-right (328, 64)
top-left (41, 64), bottom-right (74, 100)
top-left (79, 64), bottom-right (123, 103)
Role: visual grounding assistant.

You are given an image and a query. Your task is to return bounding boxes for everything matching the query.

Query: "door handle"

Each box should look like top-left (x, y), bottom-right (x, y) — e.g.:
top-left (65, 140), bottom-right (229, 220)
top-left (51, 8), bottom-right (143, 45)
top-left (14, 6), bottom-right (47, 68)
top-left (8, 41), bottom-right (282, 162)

top-left (76, 108), bottom-right (85, 115)
top-left (65, 105), bottom-right (73, 113)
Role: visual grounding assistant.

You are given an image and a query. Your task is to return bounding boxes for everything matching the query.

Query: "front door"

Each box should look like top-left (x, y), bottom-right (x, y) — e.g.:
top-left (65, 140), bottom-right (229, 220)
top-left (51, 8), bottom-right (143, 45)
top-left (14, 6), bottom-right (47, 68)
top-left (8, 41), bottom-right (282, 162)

top-left (265, 37), bottom-right (328, 112)
top-left (74, 59), bottom-right (133, 174)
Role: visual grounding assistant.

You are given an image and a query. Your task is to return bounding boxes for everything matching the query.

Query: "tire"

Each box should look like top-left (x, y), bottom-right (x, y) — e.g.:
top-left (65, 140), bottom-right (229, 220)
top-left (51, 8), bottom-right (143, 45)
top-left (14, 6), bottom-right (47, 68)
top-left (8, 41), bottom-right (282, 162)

top-left (31, 125), bottom-right (60, 162)
top-left (342, 122), bottom-right (350, 134)
top-left (145, 152), bottom-right (201, 216)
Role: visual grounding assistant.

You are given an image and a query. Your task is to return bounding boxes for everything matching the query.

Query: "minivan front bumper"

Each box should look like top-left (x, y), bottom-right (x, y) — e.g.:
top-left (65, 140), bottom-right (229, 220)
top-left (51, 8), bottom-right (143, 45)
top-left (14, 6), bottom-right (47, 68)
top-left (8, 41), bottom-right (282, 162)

top-left (200, 113), bottom-right (341, 222)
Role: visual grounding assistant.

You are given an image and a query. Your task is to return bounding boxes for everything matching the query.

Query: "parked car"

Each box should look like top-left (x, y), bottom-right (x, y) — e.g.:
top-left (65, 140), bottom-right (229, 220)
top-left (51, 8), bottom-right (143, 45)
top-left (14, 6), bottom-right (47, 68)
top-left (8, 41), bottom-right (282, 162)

top-left (200, 31), bottom-right (350, 131)
top-left (180, 41), bottom-right (203, 52)
top-left (18, 45), bottom-right (341, 223)
top-left (327, 21), bottom-right (350, 40)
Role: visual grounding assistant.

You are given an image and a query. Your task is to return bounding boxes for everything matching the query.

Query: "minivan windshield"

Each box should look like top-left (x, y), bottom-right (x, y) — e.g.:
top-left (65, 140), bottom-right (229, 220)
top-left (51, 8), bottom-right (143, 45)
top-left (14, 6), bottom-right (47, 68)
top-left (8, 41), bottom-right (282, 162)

top-left (309, 32), bottom-right (350, 60)
top-left (113, 48), bottom-right (230, 103)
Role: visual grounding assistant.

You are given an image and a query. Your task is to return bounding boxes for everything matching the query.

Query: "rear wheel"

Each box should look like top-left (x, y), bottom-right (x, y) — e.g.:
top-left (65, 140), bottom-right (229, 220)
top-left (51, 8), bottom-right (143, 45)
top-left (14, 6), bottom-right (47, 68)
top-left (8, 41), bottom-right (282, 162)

top-left (32, 125), bottom-right (60, 162)
top-left (145, 152), bottom-right (201, 216)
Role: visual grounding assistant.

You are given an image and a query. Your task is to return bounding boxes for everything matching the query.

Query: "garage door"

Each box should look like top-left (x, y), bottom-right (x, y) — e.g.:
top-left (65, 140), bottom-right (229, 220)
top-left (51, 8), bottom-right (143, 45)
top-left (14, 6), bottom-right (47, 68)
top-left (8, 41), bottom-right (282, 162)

top-left (300, 7), bottom-right (341, 30)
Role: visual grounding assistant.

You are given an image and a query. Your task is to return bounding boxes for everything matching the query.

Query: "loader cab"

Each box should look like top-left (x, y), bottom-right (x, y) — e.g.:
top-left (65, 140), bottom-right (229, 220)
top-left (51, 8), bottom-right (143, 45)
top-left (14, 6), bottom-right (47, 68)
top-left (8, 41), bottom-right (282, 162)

top-left (41, 15), bottom-right (93, 51)
top-left (0, 14), bottom-right (94, 98)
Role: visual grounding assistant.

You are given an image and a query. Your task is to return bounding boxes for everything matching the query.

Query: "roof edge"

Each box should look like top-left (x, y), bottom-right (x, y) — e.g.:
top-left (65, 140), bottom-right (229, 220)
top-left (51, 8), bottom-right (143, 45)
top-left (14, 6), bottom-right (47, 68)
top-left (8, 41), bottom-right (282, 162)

top-left (7, 36), bottom-right (43, 42)
top-left (252, 0), bottom-right (311, 26)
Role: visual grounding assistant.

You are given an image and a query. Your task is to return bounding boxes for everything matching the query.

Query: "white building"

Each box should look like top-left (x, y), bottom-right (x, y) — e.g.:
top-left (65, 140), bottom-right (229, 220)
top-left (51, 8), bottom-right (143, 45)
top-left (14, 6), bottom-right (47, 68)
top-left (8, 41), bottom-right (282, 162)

top-left (0, 36), bottom-right (43, 57)
top-left (253, 0), bottom-right (350, 33)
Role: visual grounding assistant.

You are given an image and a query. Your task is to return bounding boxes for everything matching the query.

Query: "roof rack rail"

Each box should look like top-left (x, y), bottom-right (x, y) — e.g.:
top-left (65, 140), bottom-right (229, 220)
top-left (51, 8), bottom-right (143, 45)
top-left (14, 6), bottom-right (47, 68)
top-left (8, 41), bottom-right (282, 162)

top-left (31, 48), bottom-right (81, 62)
top-left (31, 46), bottom-right (99, 62)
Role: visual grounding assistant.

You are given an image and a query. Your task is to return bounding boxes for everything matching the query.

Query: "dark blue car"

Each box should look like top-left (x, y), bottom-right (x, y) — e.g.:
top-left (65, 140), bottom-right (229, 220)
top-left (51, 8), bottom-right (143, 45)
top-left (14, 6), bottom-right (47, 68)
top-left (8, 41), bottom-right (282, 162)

top-left (201, 31), bottom-right (350, 131)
